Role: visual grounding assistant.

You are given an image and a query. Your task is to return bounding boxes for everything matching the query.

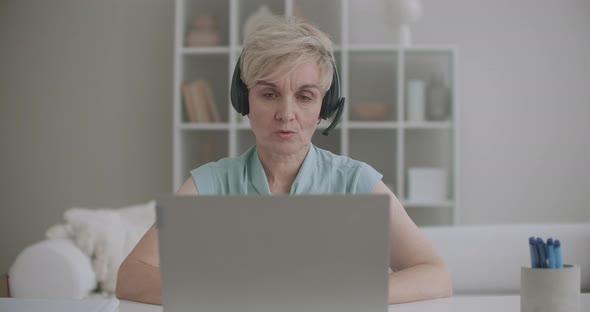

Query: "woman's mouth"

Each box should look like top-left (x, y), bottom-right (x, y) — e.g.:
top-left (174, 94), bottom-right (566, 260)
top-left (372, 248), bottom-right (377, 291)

top-left (276, 130), bottom-right (296, 139)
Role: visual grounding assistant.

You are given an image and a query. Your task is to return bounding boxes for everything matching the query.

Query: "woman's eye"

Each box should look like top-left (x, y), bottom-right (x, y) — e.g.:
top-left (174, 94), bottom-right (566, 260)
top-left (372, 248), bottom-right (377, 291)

top-left (262, 93), bottom-right (276, 99)
top-left (298, 95), bottom-right (312, 102)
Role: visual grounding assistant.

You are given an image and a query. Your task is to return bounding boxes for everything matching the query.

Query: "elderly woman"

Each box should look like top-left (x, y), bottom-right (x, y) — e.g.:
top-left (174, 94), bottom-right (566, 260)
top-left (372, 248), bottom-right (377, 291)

top-left (116, 16), bottom-right (452, 305)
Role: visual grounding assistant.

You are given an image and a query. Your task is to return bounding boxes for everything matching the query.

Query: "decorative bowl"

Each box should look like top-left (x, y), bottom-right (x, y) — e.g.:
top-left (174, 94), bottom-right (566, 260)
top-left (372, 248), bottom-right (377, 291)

top-left (351, 103), bottom-right (392, 121)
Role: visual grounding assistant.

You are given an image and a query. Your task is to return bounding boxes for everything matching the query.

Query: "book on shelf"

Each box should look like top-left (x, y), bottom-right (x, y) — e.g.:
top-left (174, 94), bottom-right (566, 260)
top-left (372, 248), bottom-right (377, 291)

top-left (182, 83), bottom-right (198, 122)
top-left (202, 80), bottom-right (220, 122)
top-left (182, 80), bottom-right (220, 123)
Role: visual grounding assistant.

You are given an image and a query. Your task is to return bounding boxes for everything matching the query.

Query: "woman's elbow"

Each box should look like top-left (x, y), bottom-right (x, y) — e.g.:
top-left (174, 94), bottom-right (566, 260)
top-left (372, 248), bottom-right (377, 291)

top-left (115, 261), bottom-right (132, 300)
top-left (436, 262), bottom-right (453, 298)
top-left (114, 258), bottom-right (162, 305)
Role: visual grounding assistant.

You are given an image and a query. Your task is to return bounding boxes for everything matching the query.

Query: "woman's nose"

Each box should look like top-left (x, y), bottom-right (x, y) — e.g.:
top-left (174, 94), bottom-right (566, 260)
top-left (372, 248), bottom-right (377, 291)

top-left (274, 97), bottom-right (295, 121)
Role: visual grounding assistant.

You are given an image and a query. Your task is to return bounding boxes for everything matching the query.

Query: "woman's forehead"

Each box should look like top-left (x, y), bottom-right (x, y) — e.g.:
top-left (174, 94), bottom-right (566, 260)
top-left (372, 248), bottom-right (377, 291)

top-left (256, 61), bottom-right (321, 89)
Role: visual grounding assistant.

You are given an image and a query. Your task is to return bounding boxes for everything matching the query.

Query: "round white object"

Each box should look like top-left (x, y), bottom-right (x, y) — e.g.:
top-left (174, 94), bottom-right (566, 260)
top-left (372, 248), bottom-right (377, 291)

top-left (9, 239), bottom-right (96, 299)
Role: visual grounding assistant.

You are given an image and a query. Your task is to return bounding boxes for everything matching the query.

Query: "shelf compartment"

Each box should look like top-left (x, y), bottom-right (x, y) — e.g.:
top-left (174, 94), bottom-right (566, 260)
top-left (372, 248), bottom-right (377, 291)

top-left (182, 0), bottom-right (230, 47)
top-left (348, 51), bottom-right (398, 122)
top-left (181, 54), bottom-right (230, 123)
top-left (180, 130), bottom-right (229, 178)
top-left (404, 128), bottom-right (453, 202)
top-left (348, 129), bottom-right (397, 194)
top-left (404, 50), bottom-right (454, 122)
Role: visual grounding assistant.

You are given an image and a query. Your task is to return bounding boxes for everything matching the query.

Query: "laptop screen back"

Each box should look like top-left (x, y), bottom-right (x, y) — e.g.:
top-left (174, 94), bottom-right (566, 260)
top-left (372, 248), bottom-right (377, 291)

top-left (156, 194), bottom-right (390, 312)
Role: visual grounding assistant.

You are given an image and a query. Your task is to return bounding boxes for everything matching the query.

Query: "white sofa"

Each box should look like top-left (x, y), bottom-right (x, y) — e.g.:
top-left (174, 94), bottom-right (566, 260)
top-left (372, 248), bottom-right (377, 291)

top-left (422, 223), bottom-right (590, 294)
top-left (6, 222), bottom-right (589, 298)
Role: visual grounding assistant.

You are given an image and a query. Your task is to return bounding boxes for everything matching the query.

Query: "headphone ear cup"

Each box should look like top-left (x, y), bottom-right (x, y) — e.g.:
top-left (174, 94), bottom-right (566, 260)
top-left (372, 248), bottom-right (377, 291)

top-left (320, 88), bottom-right (334, 119)
top-left (320, 63), bottom-right (342, 119)
top-left (230, 58), bottom-right (249, 116)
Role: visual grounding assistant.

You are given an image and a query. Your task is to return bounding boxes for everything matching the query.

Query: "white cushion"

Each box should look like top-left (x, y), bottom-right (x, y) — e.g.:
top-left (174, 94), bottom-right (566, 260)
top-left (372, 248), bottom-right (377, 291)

top-left (45, 200), bottom-right (155, 295)
top-left (9, 239), bottom-right (96, 299)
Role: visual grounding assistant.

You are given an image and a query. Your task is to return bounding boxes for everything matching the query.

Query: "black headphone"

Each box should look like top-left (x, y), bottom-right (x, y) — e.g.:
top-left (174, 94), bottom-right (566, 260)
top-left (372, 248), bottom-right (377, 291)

top-left (230, 54), bottom-right (345, 136)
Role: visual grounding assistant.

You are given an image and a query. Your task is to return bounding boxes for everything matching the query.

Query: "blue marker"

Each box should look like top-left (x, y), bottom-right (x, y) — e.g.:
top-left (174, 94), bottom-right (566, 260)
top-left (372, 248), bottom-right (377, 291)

top-left (536, 238), bottom-right (547, 268)
top-left (554, 239), bottom-right (563, 269)
top-left (547, 238), bottom-right (556, 269)
top-left (529, 237), bottom-right (538, 268)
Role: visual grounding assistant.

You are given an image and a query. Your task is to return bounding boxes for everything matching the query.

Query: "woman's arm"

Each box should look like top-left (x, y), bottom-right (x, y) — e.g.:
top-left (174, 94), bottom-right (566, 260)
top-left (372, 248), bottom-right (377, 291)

top-left (115, 177), bottom-right (199, 304)
top-left (372, 181), bottom-right (453, 304)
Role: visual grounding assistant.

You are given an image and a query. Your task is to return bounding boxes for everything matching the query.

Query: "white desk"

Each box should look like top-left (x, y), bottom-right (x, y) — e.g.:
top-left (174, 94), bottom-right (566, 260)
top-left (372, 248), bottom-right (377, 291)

top-left (117, 293), bottom-right (590, 312)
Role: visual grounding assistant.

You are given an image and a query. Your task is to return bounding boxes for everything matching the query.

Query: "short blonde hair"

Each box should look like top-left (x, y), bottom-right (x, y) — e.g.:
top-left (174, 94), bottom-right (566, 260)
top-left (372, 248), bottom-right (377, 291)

top-left (240, 15), bottom-right (335, 92)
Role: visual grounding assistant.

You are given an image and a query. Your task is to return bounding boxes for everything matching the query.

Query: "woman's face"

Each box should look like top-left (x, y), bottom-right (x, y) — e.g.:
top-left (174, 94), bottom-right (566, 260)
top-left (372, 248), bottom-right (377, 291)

top-left (248, 61), bottom-right (324, 156)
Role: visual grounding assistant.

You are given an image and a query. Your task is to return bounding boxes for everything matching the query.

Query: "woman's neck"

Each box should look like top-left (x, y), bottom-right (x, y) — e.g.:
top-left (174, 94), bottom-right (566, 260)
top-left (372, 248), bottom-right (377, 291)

top-left (256, 144), bottom-right (310, 194)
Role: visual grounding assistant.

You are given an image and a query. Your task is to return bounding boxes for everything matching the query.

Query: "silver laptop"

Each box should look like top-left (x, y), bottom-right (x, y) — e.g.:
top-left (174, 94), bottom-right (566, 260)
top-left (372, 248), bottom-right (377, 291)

top-left (156, 194), bottom-right (390, 312)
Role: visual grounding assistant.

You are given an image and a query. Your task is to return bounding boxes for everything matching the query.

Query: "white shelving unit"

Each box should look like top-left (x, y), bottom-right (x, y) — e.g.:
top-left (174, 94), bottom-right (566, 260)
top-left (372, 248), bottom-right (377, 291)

top-left (173, 0), bottom-right (459, 226)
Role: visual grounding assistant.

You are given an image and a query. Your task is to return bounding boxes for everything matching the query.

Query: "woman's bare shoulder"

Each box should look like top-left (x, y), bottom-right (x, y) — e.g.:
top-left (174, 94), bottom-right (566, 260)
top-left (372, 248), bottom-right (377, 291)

top-left (176, 177), bottom-right (199, 195)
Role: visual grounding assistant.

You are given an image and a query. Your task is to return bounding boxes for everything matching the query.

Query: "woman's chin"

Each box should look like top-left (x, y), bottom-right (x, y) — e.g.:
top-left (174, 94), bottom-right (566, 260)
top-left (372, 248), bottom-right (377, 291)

top-left (260, 139), bottom-right (309, 155)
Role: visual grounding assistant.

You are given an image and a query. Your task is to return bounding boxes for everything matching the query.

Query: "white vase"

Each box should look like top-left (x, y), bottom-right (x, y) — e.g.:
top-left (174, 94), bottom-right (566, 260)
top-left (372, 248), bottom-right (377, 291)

top-left (386, 0), bottom-right (423, 45)
top-left (406, 80), bottom-right (425, 121)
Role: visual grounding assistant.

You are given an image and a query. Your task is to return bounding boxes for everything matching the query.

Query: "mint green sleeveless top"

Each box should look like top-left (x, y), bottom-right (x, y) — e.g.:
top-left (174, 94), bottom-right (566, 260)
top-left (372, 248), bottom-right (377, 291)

top-left (190, 144), bottom-right (382, 195)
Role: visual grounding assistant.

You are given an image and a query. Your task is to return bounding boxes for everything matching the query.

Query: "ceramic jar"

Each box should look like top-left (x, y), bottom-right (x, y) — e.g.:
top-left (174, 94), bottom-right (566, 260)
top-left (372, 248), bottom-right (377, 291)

top-left (426, 73), bottom-right (450, 121)
top-left (187, 15), bottom-right (221, 47)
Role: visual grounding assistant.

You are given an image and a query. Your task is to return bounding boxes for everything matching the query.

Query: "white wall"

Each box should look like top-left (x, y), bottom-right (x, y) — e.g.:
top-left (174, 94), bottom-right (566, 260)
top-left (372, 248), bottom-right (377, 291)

top-left (347, 0), bottom-right (590, 224)
top-left (0, 0), bottom-right (174, 274)
top-left (413, 0), bottom-right (590, 223)
top-left (1, 0), bottom-right (589, 275)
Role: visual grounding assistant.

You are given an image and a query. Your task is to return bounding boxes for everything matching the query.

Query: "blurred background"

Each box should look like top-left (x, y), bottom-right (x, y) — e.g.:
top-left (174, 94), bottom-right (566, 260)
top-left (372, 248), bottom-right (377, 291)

top-left (1, 0), bottom-right (589, 278)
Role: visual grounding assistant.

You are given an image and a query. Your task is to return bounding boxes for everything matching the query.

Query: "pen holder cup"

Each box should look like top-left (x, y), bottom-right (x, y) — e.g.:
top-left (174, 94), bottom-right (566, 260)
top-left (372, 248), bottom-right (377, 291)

top-left (521, 264), bottom-right (581, 312)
